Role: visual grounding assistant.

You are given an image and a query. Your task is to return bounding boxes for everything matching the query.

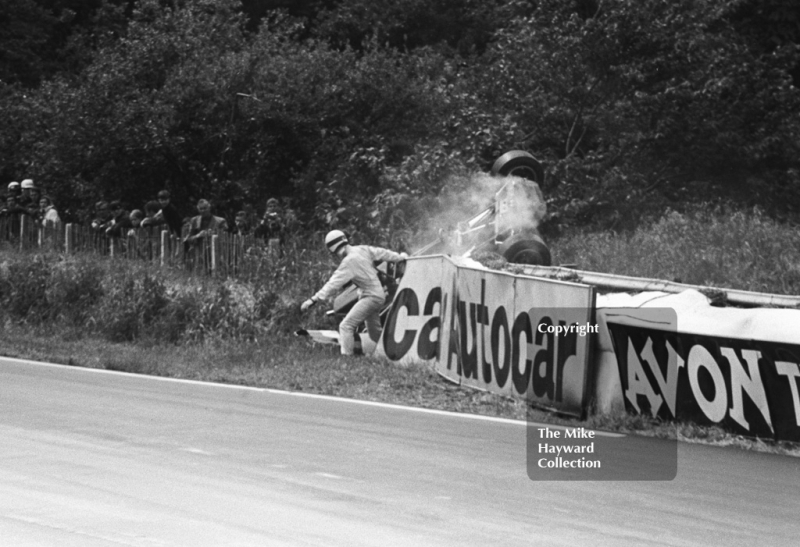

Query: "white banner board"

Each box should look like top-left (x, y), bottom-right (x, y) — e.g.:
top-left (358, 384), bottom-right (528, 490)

top-left (378, 256), bottom-right (595, 416)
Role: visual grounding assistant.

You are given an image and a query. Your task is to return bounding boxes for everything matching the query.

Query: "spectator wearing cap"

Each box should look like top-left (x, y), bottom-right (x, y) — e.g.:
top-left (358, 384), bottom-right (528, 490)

top-left (105, 200), bottom-right (132, 238)
top-left (19, 179), bottom-right (35, 209)
top-left (7, 182), bottom-right (21, 199)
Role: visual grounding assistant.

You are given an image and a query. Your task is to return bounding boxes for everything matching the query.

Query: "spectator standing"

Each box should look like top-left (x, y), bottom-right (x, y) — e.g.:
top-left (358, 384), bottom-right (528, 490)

top-left (128, 209), bottom-right (144, 236)
top-left (282, 198), bottom-right (299, 232)
top-left (105, 200), bottom-right (132, 239)
top-left (18, 179), bottom-right (41, 216)
top-left (140, 201), bottom-right (161, 229)
top-left (185, 199), bottom-right (228, 241)
top-left (0, 195), bottom-right (21, 216)
top-left (91, 201), bottom-right (113, 232)
top-left (102, 201), bottom-right (131, 257)
top-left (26, 189), bottom-right (43, 222)
top-left (242, 203), bottom-right (258, 233)
top-left (232, 210), bottom-right (253, 275)
top-left (138, 200), bottom-right (165, 259)
top-left (18, 179), bottom-right (35, 209)
top-left (0, 195), bottom-right (30, 239)
top-left (39, 196), bottom-right (61, 227)
top-left (89, 200), bottom-right (113, 254)
top-left (255, 197), bottom-right (289, 257)
top-left (27, 185), bottom-right (42, 217)
top-left (255, 198), bottom-right (284, 240)
top-left (234, 210), bottom-right (252, 236)
top-left (155, 190), bottom-right (183, 237)
top-left (7, 181), bottom-right (20, 200)
top-left (125, 209), bottom-right (146, 259)
top-left (138, 202), bottom-right (166, 259)
top-left (183, 199), bottom-right (228, 272)
top-left (39, 195), bottom-right (61, 249)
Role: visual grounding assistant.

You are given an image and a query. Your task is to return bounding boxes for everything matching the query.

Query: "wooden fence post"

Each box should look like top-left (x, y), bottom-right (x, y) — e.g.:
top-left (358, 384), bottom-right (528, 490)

top-left (160, 230), bottom-right (168, 267)
top-left (19, 214), bottom-right (27, 251)
top-left (211, 234), bottom-right (218, 273)
top-left (65, 224), bottom-right (72, 254)
top-left (268, 237), bottom-right (280, 259)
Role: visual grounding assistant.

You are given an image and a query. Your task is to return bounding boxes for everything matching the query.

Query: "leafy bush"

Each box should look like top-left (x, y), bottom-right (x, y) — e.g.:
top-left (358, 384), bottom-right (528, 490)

top-left (0, 255), bottom-right (51, 321)
top-left (46, 259), bottom-right (105, 324)
top-left (153, 290), bottom-right (200, 344)
top-left (96, 272), bottom-right (169, 342)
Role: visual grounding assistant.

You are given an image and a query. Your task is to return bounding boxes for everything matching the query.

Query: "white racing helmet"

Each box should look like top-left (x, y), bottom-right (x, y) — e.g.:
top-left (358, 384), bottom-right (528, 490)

top-left (325, 230), bottom-right (348, 254)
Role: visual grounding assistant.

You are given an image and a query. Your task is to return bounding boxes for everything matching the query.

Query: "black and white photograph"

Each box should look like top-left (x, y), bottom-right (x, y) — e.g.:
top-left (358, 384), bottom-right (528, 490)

top-left (1, 0), bottom-right (799, 545)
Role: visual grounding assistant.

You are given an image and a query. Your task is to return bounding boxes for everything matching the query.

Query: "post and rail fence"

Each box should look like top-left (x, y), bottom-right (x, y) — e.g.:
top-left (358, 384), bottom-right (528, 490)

top-left (0, 215), bottom-right (284, 279)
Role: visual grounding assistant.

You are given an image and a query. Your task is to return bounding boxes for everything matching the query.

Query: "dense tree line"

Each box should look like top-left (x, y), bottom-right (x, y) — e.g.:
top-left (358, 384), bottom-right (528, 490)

top-left (1, 0), bottom-right (798, 238)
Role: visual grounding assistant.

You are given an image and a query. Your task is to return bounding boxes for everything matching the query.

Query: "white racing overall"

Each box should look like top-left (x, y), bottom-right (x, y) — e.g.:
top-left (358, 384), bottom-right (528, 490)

top-left (313, 245), bottom-right (406, 355)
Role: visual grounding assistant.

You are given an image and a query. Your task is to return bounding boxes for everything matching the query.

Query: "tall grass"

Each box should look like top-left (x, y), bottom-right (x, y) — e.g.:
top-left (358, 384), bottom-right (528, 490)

top-left (2, 208), bottom-right (797, 348)
top-left (551, 208), bottom-right (800, 295)
top-left (0, 238), bottom-right (340, 344)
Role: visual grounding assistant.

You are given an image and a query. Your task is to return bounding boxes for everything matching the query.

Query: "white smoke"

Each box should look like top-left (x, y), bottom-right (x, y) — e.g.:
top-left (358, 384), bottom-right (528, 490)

top-left (410, 172), bottom-right (547, 255)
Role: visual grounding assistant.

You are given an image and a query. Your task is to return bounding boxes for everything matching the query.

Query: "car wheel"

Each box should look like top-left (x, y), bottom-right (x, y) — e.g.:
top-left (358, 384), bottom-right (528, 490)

top-left (500, 236), bottom-right (552, 266)
top-left (491, 150), bottom-right (545, 183)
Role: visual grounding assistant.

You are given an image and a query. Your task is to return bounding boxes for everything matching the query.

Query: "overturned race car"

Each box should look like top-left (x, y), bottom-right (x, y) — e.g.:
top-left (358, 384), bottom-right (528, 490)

top-left (416, 150), bottom-right (551, 267)
top-left (297, 150), bottom-right (552, 354)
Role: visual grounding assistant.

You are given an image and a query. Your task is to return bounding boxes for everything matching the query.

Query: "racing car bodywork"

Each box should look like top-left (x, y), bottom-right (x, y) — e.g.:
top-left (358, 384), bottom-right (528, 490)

top-left (414, 150), bottom-right (551, 266)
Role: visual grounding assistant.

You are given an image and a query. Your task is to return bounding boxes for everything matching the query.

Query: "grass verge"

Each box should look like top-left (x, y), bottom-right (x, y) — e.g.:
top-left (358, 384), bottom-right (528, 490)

top-left (1, 322), bottom-right (797, 458)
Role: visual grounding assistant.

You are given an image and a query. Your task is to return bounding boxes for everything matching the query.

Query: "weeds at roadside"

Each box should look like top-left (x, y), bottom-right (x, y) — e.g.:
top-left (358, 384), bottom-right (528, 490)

top-left (552, 207), bottom-right (800, 295)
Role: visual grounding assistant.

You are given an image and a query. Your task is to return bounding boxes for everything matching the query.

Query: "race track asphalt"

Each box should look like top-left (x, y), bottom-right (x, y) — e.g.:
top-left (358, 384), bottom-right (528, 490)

top-left (1, 356), bottom-right (798, 546)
